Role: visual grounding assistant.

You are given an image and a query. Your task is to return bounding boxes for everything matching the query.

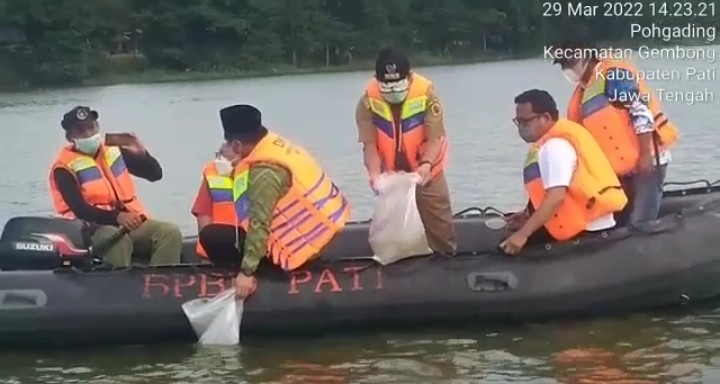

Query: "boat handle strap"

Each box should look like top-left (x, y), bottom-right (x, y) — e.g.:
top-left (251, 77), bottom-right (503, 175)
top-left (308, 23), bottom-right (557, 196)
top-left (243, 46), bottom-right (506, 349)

top-left (466, 272), bottom-right (518, 293)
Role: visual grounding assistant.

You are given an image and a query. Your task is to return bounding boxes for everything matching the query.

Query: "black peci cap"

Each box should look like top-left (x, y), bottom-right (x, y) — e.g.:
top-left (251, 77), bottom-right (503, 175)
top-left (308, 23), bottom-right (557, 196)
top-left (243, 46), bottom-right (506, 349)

top-left (220, 104), bottom-right (262, 136)
top-left (61, 106), bottom-right (98, 130)
top-left (375, 48), bottom-right (410, 82)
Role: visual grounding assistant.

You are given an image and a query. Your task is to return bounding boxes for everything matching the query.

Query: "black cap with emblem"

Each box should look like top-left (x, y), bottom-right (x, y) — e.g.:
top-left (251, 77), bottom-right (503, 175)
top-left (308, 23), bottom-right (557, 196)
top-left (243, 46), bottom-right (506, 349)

top-left (61, 106), bottom-right (99, 131)
top-left (375, 48), bottom-right (410, 82)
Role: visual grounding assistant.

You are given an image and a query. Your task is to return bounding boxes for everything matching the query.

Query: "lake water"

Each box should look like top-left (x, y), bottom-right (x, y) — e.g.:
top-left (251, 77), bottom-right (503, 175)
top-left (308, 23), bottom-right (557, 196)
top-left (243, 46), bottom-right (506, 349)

top-left (0, 46), bottom-right (718, 382)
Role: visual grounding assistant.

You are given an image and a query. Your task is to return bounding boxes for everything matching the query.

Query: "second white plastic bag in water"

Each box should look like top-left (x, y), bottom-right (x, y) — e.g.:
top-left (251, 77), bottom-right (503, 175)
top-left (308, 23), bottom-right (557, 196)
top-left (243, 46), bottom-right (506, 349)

top-left (181, 288), bottom-right (243, 346)
top-left (369, 172), bottom-right (432, 265)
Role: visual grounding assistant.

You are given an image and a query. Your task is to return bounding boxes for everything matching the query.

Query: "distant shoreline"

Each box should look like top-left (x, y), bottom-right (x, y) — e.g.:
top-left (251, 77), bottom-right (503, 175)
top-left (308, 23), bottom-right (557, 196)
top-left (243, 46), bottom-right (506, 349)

top-left (0, 52), bottom-right (535, 93)
top-left (4, 41), bottom-right (715, 93)
top-left (73, 42), bottom-right (720, 90)
top-left (83, 51), bottom-right (535, 88)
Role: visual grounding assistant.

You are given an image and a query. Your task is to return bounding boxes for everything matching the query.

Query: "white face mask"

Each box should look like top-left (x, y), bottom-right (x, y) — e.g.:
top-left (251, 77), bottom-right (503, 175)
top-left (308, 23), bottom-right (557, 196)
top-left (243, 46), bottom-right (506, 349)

top-left (382, 91), bottom-right (409, 104)
top-left (562, 68), bottom-right (581, 84)
top-left (73, 133), bottom-right (102, 155)
top-left (562, 60), bottom-right (588, 85)
top-left (214, 157), bottom-right (234, 176)
top-left (379, 79), bottom-right (409, 104)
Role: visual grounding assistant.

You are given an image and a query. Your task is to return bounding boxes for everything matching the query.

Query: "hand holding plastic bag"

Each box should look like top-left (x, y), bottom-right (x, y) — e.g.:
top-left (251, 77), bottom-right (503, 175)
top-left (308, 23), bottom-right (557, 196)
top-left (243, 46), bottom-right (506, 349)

top-left (181, 288), bottom-right (243, 346)
top-left (369, 172), bottom-right (432, 265)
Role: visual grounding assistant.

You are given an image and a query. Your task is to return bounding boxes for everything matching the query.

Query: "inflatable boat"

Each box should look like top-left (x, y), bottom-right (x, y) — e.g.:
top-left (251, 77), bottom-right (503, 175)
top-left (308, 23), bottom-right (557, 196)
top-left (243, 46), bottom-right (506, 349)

top-left (0, 179), bottom-right (719, 348)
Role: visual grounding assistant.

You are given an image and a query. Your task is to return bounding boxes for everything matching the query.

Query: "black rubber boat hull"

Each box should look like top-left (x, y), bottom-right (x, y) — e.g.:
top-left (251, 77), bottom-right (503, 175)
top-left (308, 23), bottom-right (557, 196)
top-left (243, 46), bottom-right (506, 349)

top-left (0, 180), bottom-right (719, 347)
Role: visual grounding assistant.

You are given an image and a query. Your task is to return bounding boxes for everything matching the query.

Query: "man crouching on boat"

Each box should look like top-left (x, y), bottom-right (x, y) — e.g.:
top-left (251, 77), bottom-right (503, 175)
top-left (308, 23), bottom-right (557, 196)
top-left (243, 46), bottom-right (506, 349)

top-left (213, 104), bottom-right (352, 299)
top-left (499, 90), bottom-right (628, 255)
top-left (48, 106), bottom-right (182, 267)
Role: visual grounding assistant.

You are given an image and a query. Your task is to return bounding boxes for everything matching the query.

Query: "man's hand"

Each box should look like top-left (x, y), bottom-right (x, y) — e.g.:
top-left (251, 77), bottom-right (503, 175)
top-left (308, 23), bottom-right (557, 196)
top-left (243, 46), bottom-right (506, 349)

top-left (499, 231), bottom-right (529, 255)
top-left (415, 163), bottom-right (432, 186)
top-left (505, 211), bottom-right (529, 231)
top-left (368, 171), bottom-right (380, 195)
top-left (123, 133), bottom-right (147, 155)
top-left (235, 273), bottom-right (257, 299)
top-left (636, 152), bottom-right (654, 174)
top-left (116, 211), bottom-right (144, 231)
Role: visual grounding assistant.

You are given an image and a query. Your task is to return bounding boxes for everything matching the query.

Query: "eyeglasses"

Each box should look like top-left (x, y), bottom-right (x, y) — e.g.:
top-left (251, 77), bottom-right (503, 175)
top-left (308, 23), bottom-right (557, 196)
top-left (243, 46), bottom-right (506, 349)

top-left (215, 143), bottom-right (229, 159)
top-left (512, 115), bottom-right (541, 127)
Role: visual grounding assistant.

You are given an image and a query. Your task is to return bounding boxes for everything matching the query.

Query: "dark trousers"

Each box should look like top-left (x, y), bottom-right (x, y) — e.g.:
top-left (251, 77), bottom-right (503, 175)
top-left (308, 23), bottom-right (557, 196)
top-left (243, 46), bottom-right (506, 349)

top-left (199, 224), bottom-right (246, 267)
top-left (525, 202), bottom-right (556, 244)
top-left (615, 174), bottom-right (634, 227)
top-left (616, 165), bottom-right (667, 227)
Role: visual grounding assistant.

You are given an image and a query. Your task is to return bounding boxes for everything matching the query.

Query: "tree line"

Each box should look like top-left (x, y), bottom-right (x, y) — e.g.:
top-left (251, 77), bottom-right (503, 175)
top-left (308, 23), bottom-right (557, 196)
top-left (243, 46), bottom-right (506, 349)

top-left (0, 0), bottom-right (714, 89)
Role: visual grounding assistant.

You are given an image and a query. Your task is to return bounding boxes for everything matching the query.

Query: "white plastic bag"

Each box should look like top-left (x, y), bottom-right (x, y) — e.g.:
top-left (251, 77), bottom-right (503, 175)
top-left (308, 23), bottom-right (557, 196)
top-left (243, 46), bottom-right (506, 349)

top-left (369, 172), bottom-right (432, 265)
top-left (181, 288), bottom-right (243, 346)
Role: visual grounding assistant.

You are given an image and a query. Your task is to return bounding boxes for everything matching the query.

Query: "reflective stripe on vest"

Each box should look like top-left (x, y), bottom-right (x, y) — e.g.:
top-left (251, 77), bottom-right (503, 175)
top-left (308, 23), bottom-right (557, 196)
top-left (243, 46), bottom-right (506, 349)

top-left (195, 162), bottom-right (238, 258)
top-left (369, 92), bottom-right (427, 137)
top-left (49, 145), bottom-right (145, 219)
top-left (207, 175), bottom-right (233, 203)
top-left (567, 59), bottom-right (679, 176)
top-left (232, 132), bottom-right (351, 270)
top-left (523, 119), bottom-right (628, 241)
top-left (71, 147), bottom-right (124, 183)
top-left (205, 168), bottom-right (237, 226)
top-left (365, 73), bottom-right (449, 179)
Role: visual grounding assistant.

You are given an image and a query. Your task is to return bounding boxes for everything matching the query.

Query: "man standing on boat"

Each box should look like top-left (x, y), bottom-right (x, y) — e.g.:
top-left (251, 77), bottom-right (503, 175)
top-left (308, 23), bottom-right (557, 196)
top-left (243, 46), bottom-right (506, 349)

top-left (190, 142), bottom-right (237, 260)
top-left (551, 41), bottom-right (679, 225)
top-left (48, 106), bottom-right (182, 267)
top-left (500, 90), bottom-right (628, 255)
top-left (213, 104), bottom-right (351, 299)
top-left (355, 48), bottom-right (456, 256)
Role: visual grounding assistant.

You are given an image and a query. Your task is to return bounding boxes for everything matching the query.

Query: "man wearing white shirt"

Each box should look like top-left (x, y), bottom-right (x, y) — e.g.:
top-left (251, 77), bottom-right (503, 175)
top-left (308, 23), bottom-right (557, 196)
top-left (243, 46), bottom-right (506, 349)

top-left (500, 89), bottom-right (627, 255)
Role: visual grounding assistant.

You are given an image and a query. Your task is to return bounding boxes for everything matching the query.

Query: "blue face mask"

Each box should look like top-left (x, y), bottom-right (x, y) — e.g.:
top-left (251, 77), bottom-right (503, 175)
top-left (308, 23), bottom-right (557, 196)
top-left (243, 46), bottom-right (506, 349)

top-left (74, 133), bottom-right (102, 155)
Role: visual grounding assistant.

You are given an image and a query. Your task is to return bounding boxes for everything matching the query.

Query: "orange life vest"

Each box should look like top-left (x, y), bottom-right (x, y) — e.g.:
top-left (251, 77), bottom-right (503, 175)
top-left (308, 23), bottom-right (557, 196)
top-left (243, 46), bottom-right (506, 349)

top-left (48, 145), bottom-right (146, 219)
top-left (523, 119), bottom-right (628, 241)
top-left (232, 131), bottom-right (351, 270)
top-left (195, 161), bottom-right (237, 258)
top-left (365, 73), bottom-right (449, 180)
top-left (567, 59), bottom-right (679, 176)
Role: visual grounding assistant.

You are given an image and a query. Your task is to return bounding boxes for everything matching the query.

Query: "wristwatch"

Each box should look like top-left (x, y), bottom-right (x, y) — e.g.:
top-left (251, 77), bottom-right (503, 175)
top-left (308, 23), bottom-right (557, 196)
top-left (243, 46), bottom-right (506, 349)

top-left (240, 266), bottom-right (254, 277)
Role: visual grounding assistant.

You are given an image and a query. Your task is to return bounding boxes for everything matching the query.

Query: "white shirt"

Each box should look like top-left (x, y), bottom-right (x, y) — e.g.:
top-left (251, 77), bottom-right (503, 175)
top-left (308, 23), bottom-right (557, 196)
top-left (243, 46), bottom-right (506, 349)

top-left (537, 138), bottom-right (616, 232)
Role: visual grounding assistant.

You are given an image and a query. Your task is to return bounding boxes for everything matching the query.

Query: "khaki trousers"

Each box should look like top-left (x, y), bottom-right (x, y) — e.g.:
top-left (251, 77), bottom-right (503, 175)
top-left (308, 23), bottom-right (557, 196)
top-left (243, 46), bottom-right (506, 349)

top-left (416, 172), bottom-right (457, 254)
top-left (91, 219), bottom-right (183, 267)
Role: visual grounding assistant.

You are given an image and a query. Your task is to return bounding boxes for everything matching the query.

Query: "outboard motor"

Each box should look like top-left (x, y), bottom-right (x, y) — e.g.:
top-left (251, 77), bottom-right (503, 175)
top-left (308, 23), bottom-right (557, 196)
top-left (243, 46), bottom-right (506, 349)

top-left (0, 216), bottom-right (94, 270)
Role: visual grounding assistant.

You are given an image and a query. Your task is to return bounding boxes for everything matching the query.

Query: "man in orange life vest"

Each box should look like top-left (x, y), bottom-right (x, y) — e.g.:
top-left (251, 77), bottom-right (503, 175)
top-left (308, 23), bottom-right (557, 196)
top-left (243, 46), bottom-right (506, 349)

top-left (191, 142), bottom-right (238, 260)
top-left (500, 90), bottom-right (628, 255)
top-left (48, 106), bottom-right (182, 267)
top-left (551, 41), bottom-right (679, 226)
top-left (205, 104), bottom-right (351, 299)
top-left (355, 48), bottom-right (456, 255)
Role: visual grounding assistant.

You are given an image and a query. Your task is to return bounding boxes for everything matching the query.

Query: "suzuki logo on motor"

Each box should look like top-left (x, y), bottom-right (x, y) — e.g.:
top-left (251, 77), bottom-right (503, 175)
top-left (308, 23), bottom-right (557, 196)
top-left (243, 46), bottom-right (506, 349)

top-left (14, 242), bottom-right (55, 252)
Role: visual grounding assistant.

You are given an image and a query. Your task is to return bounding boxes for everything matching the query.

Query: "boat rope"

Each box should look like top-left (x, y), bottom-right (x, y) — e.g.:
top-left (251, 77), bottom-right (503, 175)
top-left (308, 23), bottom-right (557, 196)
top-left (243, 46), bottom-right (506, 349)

top-left (452, 206), bottom-right (507, 217)
top-left (664, 179), bottom-right (720, 187)
top-left (352, 179), bottom-right (720, 224)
